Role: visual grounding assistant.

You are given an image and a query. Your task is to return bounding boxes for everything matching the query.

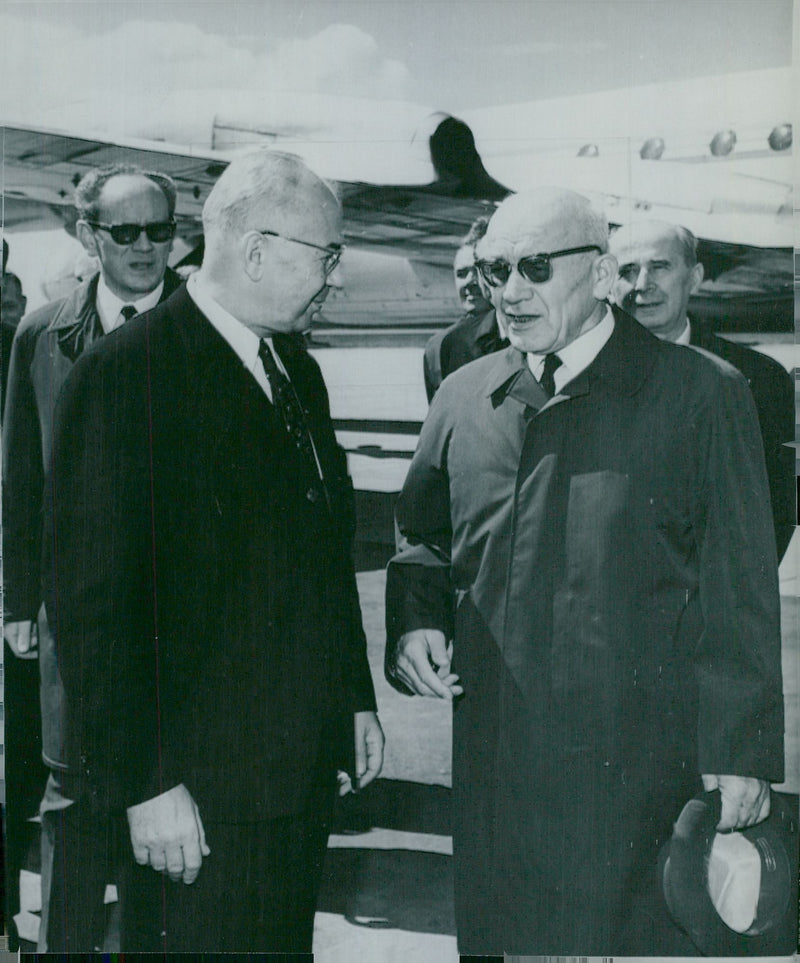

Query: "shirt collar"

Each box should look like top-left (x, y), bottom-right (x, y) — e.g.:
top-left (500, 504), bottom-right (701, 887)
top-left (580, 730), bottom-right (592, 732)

top-left (525, 305), bottom-right (615, 391)
top-left (486, 306), bottom-right (654, 402)
top-left (187, 272), bottom-right (283, 395)
top-left (96, 274), bottom-right (164, 333)
top-left (674, 318), bottom-right (691, 345)
top-left (188, 271), bottom-right (261, 368)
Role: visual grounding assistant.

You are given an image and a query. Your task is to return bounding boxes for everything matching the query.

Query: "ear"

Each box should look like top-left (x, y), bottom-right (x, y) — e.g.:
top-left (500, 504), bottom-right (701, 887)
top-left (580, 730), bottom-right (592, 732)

top-left (592, 252), bottom-right (618, 301)
top-left (689, 261), bottom-right (704, 294)
top-left (76, 220), bottom-right (99, 257)
top-left (242, 232), bottom-right (265, 282)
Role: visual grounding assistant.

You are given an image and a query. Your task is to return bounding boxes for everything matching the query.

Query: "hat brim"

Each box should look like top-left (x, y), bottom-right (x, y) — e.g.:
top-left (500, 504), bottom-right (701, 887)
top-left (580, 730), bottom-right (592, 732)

top-left (658, 789), bottom-right (798, 956)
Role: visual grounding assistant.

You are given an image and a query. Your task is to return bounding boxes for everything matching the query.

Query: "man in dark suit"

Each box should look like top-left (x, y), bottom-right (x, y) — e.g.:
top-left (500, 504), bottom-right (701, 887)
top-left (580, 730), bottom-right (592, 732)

top-left (423, 215), bottom-right (507, 401)
top-left (44, 149), bottom-right (383, 953)
top-left (610, 219), bottom-right (795, 559)
top-left (385, 188), bottom-right (784, 955)
top-left (2, 163), bottom-right (181, 950)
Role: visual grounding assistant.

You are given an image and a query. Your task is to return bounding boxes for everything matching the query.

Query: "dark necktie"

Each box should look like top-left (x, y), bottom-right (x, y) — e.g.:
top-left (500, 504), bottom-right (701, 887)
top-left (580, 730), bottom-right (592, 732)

top-left (120, 304), bottom-right (138, 323)
top-left (539, 353), bottom-right (562, 397)
top-left (258, 339), bottom-right (330, 511)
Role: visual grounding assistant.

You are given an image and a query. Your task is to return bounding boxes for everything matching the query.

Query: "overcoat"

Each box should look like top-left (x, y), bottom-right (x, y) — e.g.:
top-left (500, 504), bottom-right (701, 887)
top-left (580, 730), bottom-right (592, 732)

top-left (386, 307), bottom-right (784, 955)
top-left (3, 269), bottom-right (182, 767)
top-left (689, 321), bottom-right (795, 561)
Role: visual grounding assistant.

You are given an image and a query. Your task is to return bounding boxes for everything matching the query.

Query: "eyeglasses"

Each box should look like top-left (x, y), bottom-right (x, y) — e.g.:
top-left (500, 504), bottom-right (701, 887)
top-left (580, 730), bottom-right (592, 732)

top-left (258, 230), bottom-right (343, 275)
top-left (476, 245), bottom-right (602, 287)
top-left (87, 220), bottom-right (176, 245)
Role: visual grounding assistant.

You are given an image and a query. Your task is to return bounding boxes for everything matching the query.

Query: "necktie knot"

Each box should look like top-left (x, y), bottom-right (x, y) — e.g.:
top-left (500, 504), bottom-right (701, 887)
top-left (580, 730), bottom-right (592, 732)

top-left (540, 353), bottom-right (562, 397)
top-left (120, 305), bottom-right (138, 322)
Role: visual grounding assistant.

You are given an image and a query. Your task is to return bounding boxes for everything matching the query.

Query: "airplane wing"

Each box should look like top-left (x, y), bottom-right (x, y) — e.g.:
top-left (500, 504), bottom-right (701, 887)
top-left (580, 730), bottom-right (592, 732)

top-left (1, 112), bottom-right (792, 329)
top-left (1, 118), bottom-right (506, 266)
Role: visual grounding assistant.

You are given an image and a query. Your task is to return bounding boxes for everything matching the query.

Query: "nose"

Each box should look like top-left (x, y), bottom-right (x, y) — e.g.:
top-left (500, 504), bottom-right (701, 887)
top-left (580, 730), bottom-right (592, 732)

top-left (633, 265), bottom-right (652, 291)
top-left (502, 266), bottom-right (532, 304)
top-left (326, 263), bottom-right (343, 291)
top-left (131, 226), bottom-right (155, 252)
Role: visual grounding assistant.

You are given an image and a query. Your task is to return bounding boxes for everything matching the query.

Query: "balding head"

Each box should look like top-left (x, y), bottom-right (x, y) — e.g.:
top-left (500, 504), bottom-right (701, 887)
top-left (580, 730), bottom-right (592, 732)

top-left (609, 220), bottom-right (704, 341)
top-left (475, 187), bottom-right (616, 354)
top-left (199, 150), bottom-right (343, 336)
top-left (202, 151), bottom-right (339, 253)
top-left (485, 188), bottom-right (609, 255)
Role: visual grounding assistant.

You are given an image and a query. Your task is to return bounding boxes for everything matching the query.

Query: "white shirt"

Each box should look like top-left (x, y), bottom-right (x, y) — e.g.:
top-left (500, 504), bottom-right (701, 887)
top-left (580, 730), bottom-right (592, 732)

top-left (675, 318), bottom-right (691, 345)
top-left (187, 272), bottom-right (291, 402)
top-left (96, 276), bottom-right (164, 334)
top-left (526, 305), bottom-right (615, 394)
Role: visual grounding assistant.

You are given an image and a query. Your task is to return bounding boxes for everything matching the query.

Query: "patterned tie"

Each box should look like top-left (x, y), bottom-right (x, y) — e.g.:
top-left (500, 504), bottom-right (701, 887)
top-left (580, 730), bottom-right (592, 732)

top-left (258, 339), bottom-right (330, 511)
top-left (120, 304), bottom-right (138, 323)
top-left (539, 353), bottom-right (563, 397)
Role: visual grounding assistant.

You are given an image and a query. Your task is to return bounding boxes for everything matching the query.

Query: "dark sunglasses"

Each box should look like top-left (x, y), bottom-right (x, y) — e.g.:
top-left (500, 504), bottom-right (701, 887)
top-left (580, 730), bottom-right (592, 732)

top-left (476, 244), bottom-right (602, 287)
top-left (87, 220), bottom-right (176, 245)
top-left (258, 229), bottom-right (343, 275)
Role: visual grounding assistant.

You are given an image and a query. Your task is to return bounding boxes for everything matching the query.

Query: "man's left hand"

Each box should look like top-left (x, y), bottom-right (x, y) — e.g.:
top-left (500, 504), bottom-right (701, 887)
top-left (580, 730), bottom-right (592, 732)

top-left (701, 774), bottom-right (770, 831)
top-left (338, 711), bottom-right (385, 796)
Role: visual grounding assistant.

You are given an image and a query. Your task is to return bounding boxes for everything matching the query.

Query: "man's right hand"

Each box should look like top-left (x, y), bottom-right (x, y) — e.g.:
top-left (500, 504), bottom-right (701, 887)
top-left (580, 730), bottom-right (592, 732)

top-left (3, 620), bottom-right (38, 659)
top-left (127, 783), bottom-right (210, 884)
top-left (391, 628), bottom-right (463, 698)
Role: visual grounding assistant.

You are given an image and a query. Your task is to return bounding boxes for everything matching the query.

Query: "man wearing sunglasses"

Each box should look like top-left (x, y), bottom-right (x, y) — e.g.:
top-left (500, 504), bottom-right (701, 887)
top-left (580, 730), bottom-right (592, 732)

top-left (423, 215), bottom-right (508, 402)
top-left (44, 149), bottom-right (382, 952)
top-left (2, 163), bottom-right (181, 950)
top-left (385, 187), bottom-right (784, 955)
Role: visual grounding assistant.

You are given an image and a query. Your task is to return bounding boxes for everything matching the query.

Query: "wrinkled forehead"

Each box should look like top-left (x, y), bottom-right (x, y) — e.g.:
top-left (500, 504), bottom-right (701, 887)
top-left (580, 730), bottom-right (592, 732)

top-left (98, 175), bottom-right (168, 220)
top-left (453, 245), bottom-right (475, 271)
top-left (482, 201), bottom-right (577, 257)
top-left (610, 225), bottom-right (681, 264)
top-left (267, 181), bottom-right (342, 245)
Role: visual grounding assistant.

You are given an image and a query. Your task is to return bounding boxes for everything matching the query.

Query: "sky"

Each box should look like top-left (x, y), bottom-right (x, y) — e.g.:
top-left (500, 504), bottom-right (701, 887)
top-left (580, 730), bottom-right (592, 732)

top-left (0, 0), bottom-right (792, 134)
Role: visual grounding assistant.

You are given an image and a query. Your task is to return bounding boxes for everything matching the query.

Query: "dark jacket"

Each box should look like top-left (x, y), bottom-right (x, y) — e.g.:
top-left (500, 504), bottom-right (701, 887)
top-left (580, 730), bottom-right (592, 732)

top-left (423, 308), bottom-right (506, 401)
top-left (44, 285), bottom-right (376, 821)
top-left (2, 269), bottom-right (182, 621)
top-left (2, 270), bottom-right (182, 768)
top-left (689, 322), bottom-right (795, 560)
top-left (386, 307), bottom-right (784, 954)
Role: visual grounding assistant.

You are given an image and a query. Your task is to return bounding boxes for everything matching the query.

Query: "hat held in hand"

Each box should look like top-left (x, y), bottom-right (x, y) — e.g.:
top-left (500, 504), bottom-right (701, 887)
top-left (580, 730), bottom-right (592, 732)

top-left (658, 789), bottom-right (798, 956)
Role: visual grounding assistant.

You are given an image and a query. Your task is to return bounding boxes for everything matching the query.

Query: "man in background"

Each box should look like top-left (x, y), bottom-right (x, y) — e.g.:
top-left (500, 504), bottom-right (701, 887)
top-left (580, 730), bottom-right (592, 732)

top-left (610, 219), bottom-right (795, 560)
top-left (2, 162), bottom-right (181, 950)
top-left (423, 215), bottom-right (507, 401)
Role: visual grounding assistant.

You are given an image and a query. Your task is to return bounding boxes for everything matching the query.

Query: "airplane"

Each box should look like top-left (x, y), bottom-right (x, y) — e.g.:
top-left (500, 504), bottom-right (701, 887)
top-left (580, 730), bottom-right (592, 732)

top-left (2, 65), bottom-right (794, 557)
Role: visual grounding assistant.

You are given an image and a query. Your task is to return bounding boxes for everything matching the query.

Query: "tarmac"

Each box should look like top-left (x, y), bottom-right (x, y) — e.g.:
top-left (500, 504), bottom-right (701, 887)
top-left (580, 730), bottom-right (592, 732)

top-left (9, 543), bottom-right (799, 961)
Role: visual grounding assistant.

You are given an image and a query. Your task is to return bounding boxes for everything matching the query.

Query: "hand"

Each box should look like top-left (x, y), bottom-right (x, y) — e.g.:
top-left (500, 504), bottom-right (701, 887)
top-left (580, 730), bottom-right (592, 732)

top-left (391, 629), bottom-right (463, 699)
top-left (4, 620), bottom-right (38, 659)
top-left (701, 774), bottom-right (771, 831)
top-left (339, 711), bottom-right (385, 796)
top-left (127, 783), bottom-right (210, 884)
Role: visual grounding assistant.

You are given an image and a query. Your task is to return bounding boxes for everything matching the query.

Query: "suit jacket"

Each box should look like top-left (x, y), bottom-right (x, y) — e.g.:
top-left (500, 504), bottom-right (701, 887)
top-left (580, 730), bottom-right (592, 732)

top-left (386, 307), bottom-right (784, 952)
top-left (44, 285), bottom-right (376, 822)
top-left (423, 308), bottom-right (505, 401)
top-left (689, 322), bottom-right (795, 560)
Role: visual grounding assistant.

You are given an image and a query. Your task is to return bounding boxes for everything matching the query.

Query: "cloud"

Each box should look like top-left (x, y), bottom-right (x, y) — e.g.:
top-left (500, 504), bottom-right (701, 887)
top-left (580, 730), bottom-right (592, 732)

top-left (0, 14), bottom-right (411, 136)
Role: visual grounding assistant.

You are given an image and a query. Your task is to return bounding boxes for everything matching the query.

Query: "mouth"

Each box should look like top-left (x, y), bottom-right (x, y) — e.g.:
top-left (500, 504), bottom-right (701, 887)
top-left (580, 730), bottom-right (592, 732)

top-left (505, 314), bottom-right (541, 328)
